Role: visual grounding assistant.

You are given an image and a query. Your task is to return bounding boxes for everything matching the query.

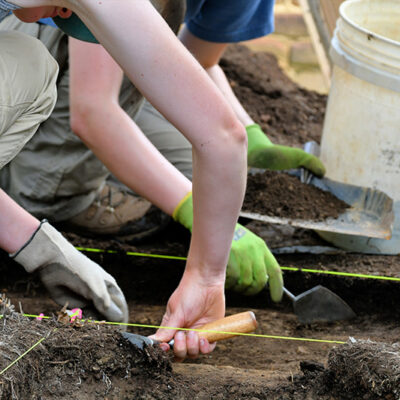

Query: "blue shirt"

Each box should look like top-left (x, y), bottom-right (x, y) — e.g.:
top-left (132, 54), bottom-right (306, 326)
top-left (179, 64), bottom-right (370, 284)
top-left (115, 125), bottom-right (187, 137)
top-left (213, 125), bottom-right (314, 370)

top-left (185, 0), bottom-right (275, 43)
top-left (39, 17), bottom-right (57, 28)
top-left (39, 0), bottom-right (275, 44)
top-left (0, 0), bottom-right (19, 23)
top-left (39, 0), bottom-right (274, 43)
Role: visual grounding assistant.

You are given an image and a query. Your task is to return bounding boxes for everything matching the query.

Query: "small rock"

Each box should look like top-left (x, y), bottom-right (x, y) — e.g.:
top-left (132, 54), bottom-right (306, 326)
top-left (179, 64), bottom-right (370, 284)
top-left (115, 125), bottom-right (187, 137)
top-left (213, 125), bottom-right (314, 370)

top-left (296, 346), bottom-right (309, 355)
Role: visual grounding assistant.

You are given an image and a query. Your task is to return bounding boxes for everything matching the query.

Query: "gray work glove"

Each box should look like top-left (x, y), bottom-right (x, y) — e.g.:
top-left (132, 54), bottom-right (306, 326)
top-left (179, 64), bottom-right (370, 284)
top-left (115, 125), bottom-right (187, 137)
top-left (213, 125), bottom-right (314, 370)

top-left (10, 220), bottom-right (128, 323)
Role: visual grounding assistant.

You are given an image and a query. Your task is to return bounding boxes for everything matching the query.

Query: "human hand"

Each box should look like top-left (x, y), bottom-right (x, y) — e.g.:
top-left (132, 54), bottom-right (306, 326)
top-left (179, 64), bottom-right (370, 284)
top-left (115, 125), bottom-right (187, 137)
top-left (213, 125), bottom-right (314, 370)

top-left (226, 224), bottom-right (283, 300)
top-left (151, 270), bottom-right (225, 361)
top-left (11, 220), bottom-right (128, 323)
top-left (246, 124), bottom-right (326, 177)
top-left (173, 193), bottom-right (283, 300)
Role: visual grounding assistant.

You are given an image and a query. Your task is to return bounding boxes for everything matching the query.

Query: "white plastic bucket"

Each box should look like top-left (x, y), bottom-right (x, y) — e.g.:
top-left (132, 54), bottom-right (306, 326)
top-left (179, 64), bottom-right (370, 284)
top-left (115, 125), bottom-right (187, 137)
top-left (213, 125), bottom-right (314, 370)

top-left (318, 0), bottom-right (400, 254)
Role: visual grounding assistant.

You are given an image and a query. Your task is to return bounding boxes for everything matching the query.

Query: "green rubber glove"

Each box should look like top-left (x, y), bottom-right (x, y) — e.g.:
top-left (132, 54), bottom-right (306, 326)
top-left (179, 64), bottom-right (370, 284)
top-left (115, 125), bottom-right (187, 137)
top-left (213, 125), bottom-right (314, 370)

top-left (173, 192), bottom-right (283, 301)
top-left (246, 124), bottom-right (326, 177)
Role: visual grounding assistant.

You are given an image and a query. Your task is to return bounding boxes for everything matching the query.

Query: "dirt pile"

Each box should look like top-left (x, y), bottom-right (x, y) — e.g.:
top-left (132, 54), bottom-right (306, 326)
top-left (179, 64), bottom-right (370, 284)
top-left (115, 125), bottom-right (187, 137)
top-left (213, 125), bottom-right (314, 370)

top-left (222, 45), bottom-right (326, 147)
top-left (2, 44), bottom-right (399, 400)
top-left (322, 339), bottom-right (400, 400)
top-left (243, 170), bottom-right (349, 221)
top-left (0, 299), bottom-right (174, 400)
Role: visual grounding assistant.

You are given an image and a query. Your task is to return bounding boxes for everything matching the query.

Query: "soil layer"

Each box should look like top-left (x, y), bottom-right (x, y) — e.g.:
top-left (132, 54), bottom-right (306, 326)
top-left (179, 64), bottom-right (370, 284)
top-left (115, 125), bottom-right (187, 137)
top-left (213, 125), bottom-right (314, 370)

top-left (1, 45), bottom-right (399, 399)
top-left (244, 170), bottom-right (349, 221)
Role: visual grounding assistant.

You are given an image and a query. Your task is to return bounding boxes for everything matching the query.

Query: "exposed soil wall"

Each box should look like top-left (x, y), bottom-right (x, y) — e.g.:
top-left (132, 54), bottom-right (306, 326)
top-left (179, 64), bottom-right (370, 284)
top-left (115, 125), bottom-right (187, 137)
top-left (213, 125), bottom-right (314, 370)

top-left (1, 45), bottom-right (398, 400)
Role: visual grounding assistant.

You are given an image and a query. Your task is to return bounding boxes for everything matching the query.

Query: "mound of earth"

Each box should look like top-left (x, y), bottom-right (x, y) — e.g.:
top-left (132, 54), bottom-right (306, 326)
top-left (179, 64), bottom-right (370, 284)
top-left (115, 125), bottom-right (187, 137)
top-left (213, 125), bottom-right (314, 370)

top-left (221, 45), bottom-right (326, 148)
top-left (321, 339), bottom-right (400, 400)
top-left (243, 170), bottom-right (349, 221)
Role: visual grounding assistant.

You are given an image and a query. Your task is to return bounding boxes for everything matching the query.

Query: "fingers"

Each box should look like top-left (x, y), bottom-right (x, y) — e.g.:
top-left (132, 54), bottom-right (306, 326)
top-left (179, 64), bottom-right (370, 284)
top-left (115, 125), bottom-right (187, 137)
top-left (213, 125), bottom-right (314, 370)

top-left (264, 252), bottom-right (284, 302)
top-left (306, 155), bottom-right (326, 178)
top-left (227, 231), bottom-right (283, 298)
top-left (151, 312), bottom-right (217, 361)
top-left (85, 275), bottom-right (128, 323)
top-left (106, 283), bottom-right (129, 323)
top-left (249, 145), bottom-right (326, 176)
top-left (228, 233), bottom-right (266, 295)
top-left (151, 310), bottom-right (180, 345)
top-left (44, 284), bottom-right (89, 309)
top-left (97, 298), bottom-right (127, 323)
top-left (172, 331), bottom-right (215, 362)
top-left (244, 259), bottom-right (267, 296)
top-left (39, 266), bottom-right (90, 308)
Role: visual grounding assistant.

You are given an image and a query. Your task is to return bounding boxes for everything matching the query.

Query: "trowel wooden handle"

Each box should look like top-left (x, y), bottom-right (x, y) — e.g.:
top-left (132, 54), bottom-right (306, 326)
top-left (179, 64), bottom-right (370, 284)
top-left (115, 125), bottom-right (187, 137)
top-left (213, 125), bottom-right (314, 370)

top-left (198, 311), bottom-right (257, 343)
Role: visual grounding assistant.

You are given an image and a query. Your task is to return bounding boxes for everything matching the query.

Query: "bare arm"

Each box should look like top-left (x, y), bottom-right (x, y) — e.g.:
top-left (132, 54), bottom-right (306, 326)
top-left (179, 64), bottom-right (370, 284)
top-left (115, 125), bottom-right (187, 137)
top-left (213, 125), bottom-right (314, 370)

top-left (11, 0), bottom-right (248, 356)
top-left (179, 25), bottom-right (254, 127)
top-left (68, 39), bottom-right (190, 215)
top-left (69, 0), bottom-right (248, 275)
top-left (0, 189), bottom-right (39, 253)
top-left (12, 0), bottom-right (247, 277)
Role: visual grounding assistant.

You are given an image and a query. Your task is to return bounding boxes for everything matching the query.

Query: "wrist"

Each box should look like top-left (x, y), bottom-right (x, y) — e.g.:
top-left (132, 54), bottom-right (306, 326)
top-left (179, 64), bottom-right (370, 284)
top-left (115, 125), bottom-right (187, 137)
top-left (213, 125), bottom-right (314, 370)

top-left (172, 191), bottom-right (193, 231)
top-left (246, 124), bottom-right (273, 156)
top-left (11, 220), bottom-right (68, 273)
top-left (183, 259), bottom-right (226, 288)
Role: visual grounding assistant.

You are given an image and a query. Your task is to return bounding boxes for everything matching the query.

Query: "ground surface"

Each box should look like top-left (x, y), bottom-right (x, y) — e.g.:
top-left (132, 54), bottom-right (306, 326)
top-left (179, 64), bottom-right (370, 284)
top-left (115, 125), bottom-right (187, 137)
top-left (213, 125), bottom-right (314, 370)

top-left (1, 45), bottom-right (399, 399)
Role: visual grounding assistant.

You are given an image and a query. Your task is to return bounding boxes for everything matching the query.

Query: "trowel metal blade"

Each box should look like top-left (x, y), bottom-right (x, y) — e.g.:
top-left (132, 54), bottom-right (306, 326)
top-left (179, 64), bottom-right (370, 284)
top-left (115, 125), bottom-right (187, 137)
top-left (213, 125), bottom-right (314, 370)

top-left (122, 332), bottom-right (156, 350)
top-left (293, 285), bottom-right (356, 324)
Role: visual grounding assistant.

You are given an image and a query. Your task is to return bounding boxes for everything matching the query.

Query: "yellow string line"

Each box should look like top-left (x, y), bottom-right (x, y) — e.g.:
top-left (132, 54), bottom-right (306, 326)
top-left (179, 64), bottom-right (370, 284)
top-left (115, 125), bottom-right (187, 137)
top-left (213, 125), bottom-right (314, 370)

top-left (0, 328), bottom-right (57, 376)
top-left (2, 314), bottom-right (345, 345)
top-left (0, 314), bottom-right (344, 377)
top-left (75, 246), bottom-right (187, 261)
top-left (75, 246), bottom-right (400, 282)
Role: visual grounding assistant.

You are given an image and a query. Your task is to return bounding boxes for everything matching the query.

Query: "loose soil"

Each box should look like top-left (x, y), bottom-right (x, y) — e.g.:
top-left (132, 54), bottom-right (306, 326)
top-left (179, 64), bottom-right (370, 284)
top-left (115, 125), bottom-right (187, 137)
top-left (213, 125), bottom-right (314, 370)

top-left (1, 45), bottom-right (399, 399)
top-left (243, 170), bottom-right (349, 221)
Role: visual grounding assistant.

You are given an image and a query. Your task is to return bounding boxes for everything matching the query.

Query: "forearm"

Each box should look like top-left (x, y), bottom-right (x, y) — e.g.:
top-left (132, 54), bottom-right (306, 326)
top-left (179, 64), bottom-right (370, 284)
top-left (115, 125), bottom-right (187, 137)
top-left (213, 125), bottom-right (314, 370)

top-left (16, 0), bottom-right (247, 281)
top-left (73, 101), bottom-right (191, 215)
top-left (188, 129), bottom-right (247, 281)
top-left (70, 0), bottom-right (247, 279)
top-left (0, 189), bottom-right (39, 253)
top-left (69, 38), bottom-right (190, 215)
top-left (179, 26), bottom-right (253, 128)
top-left (206, 64), bottom-right (254, 127)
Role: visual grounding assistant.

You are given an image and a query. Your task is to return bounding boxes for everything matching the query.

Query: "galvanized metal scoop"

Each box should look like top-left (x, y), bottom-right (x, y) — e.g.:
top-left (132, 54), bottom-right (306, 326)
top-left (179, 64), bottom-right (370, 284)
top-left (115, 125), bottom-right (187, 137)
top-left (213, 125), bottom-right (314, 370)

top-left (241, 141), bottom-right (394, 240)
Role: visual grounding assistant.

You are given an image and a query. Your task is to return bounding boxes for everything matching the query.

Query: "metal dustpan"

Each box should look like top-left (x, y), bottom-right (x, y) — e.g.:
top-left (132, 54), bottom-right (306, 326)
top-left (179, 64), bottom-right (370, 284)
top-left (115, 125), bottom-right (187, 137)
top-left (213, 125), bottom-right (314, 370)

top-left (240, 143), bottom-right (394, 240)
top-left (284, 285), bottom-right (356, 324)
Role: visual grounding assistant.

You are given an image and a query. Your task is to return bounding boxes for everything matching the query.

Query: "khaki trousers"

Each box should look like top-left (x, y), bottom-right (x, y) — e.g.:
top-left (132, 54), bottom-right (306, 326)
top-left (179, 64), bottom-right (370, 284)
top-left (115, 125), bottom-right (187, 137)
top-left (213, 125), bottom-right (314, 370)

top-left (0, 15), bottom-right (192, 222)
top-left (0, 30), bottom-right (58, 169)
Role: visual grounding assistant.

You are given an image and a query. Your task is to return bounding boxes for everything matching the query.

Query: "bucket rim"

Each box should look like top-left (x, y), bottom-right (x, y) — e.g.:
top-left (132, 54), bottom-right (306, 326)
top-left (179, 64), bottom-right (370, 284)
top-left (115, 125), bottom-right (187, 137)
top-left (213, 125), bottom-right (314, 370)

top-left (339, 0), bottom-right (400, 48)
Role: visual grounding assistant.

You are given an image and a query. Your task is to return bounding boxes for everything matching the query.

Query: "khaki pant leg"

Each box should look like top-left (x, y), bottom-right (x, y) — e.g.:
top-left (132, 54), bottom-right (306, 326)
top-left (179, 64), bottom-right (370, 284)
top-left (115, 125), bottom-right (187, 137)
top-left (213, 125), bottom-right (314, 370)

top-left (0, 31), bottom-right (58, 169)
top-left (0, 16), bottom-right (145, 221)
top-left (0, 3), bottom-right (187, 221)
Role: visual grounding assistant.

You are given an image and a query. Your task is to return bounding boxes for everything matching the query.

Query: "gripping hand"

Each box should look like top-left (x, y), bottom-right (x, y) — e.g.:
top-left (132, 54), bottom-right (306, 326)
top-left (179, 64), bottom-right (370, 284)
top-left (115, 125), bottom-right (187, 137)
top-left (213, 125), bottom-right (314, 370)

top-left (173, 193), bottom-right (283, 300)
top-left (11, 220), bottom-right (129, 323)
top-left (246, 124), bottom-right (325, 177)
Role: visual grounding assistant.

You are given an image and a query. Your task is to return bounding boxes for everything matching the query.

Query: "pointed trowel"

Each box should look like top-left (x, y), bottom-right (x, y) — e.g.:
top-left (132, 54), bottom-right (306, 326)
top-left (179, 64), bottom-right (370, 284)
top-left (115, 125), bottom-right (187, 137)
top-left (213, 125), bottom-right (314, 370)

top-left (121, 311), bottom-right (258, 350)
top-left (283, 285), bottom-right (356, 324)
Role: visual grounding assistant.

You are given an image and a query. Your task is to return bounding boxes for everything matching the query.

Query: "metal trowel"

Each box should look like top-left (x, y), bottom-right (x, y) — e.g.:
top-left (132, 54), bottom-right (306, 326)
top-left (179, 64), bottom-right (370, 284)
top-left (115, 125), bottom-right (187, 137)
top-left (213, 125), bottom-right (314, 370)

top-left (121, 311), bottom-right (258, 350)
top-left (240, 141), bottom-right (394, 239)
top-left (283, 285), bottom-right (356, 324)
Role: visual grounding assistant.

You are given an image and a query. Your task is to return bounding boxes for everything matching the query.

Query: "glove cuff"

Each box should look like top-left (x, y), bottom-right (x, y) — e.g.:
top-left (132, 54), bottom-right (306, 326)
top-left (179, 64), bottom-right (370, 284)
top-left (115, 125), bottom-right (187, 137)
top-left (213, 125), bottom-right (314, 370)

top-left (9, 219), bottom-right (48, 260)
top-left (172, 191), bottom-right (193, 232)
top-left (246, 124), bottom-right (273, 156)
top-left (10, 220), bottom-right (67, 273)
